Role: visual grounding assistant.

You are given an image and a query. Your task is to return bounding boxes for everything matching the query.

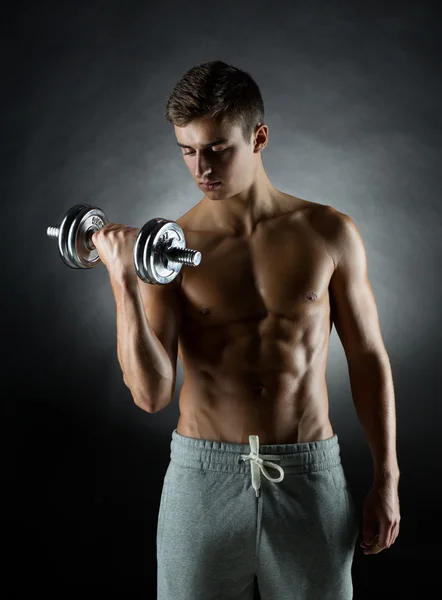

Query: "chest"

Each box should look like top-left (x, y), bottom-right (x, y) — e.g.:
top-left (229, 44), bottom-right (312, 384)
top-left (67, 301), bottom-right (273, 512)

top-left (178, 215), bottom-right (335, 328)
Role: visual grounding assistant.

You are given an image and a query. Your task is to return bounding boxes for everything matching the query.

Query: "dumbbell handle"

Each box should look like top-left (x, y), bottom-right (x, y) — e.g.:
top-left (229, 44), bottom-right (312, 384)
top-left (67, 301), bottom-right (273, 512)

top-left (46, 225), bottom-right (201, 268)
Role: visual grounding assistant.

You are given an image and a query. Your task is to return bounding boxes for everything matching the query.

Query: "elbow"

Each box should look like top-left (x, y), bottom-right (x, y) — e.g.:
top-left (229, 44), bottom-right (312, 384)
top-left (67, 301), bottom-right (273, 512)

top-left (132, 388), bottom-right (173, 413)
top-left (130, 393), bottom-right (158, 413)
top-left (133, 397), bottom-right (157, 413)
top-left (347, 349), bottom-right (389, 372)
top-left (125, 377), bottom-right (173, 413)
top-left (122, 381), bottom-right (155, 412)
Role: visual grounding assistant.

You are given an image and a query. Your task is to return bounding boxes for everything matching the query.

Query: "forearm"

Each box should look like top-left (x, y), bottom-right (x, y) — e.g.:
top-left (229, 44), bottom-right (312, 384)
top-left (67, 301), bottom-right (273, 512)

top-left (347, 351), bottom-right (400, 485)
top-left (110, 272), bottom-right (174, 411)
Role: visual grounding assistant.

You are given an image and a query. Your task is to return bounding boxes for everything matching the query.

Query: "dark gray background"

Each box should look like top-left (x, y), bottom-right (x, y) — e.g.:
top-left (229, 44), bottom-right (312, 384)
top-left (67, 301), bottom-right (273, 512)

top-left (3, 0), bottom-right (440, 597)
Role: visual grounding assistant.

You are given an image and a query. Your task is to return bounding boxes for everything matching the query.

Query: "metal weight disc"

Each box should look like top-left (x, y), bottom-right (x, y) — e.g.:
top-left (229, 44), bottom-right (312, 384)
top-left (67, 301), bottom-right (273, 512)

top-left (58, 204), bottom-right (92, 269)
top-left (67, 205), bottom-right (110, 268)
top-left (134, 218), bottom-right (185, 284)
top-left (57, 204), bottom-right (109, 269)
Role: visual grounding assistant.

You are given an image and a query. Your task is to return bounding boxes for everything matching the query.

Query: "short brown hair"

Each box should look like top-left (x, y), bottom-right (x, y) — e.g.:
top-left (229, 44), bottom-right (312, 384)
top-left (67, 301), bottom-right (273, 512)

top-left (164, 61), bottom-right (265, 145)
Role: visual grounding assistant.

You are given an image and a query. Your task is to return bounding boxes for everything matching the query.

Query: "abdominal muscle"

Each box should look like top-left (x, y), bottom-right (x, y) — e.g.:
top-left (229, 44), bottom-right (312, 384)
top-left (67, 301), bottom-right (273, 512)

top-left (175, 316), bottom-right (335, 445)
top-left (173, 195), bottom-right (337, 445)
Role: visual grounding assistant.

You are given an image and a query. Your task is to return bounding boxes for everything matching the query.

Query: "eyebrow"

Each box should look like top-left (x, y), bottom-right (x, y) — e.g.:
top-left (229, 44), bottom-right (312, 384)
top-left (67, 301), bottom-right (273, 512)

top-left (176, 138), bottom-right (229, 149)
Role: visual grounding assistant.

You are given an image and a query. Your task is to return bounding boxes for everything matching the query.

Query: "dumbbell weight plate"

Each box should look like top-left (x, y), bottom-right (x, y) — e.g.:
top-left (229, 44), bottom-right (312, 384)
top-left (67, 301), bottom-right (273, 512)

top-left (59, 204), bottom-right (110, 269)
top-left (134, 218), bottom-right (186, 284)
top-left (57, 204), bottom-right (88, 269)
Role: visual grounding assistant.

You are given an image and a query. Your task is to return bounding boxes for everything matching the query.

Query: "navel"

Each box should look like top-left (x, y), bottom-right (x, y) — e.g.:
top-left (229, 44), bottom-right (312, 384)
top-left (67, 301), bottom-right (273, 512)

top-left (252, 384), bottom-right (266, 395)
top-left (199, 307), bottom-right (211, 316)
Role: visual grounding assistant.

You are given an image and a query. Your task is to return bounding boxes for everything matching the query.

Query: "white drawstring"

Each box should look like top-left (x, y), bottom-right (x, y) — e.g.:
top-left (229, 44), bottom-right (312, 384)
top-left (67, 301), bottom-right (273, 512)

top-left (239, 435), bottom-right (285, 497)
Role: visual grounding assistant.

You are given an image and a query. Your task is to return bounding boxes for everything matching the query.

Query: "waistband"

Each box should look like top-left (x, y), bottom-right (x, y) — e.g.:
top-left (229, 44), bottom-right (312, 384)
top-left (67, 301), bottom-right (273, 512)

top-left (169, 428), bottom-right (341, 476)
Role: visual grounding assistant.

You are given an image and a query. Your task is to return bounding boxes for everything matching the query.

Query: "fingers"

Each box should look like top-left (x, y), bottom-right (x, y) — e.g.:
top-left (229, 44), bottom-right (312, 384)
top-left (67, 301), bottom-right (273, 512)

top-left (388, 520), bottom-right (400, 547)
top-left (361, 523), bottom-right (400, 554)
top-left (361, 534), bottom-right (383, 554)
top-left (362, 521), bottom-right (376, 548)
top-left (377, 517), bottom-right (389, 549)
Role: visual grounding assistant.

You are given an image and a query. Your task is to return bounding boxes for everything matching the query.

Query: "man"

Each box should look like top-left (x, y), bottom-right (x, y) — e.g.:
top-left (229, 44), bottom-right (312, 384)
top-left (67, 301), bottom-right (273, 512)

top-left (98, 61), bottom-right (401, 599)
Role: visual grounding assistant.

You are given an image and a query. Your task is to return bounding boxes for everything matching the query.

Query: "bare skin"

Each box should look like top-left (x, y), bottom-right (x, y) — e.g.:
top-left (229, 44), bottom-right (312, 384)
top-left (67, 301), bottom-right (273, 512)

top-left (173, 191), bottom-right (337, 444)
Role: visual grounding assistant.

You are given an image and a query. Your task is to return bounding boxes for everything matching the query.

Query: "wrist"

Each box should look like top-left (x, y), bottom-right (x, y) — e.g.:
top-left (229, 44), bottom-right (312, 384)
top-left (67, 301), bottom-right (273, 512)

top-left (374, 470), bottom-right (400, 486)
top-left (110, 270), bottom-right (139, 291)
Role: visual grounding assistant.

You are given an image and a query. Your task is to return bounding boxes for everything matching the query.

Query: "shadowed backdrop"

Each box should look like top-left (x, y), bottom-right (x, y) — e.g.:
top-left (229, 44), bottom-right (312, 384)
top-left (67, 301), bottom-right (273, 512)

top-left (3, 0), bottom-right (440, 597)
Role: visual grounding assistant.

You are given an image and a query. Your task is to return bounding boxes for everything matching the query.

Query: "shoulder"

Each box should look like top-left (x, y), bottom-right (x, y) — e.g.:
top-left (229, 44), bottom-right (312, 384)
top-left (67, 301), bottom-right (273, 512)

top-left (174, 209), bottom-right (193, 230)
top-left (272, 195), bottom-right (358, 268)
top-left (174, 201), bottom-right (207, 234)
top-left (308, 203), bottom-right (363, 269)
top-left (312, 203), bottom-right (357, 236)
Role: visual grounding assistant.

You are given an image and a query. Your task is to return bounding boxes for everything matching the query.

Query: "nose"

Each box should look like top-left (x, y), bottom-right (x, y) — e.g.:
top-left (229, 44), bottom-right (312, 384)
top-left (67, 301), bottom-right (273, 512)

top-left (194, 152), bottom-right (212, 180)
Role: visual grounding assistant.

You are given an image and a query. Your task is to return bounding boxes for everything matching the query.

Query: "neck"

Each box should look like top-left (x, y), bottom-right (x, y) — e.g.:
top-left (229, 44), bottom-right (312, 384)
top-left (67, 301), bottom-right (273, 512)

top-left (200, 172), bottom-right (278, 236)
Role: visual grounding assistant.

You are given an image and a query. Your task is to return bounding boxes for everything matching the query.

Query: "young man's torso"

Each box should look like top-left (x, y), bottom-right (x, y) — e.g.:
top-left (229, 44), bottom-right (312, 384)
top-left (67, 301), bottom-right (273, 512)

top-left (173, 190), bottom-right (339, 444)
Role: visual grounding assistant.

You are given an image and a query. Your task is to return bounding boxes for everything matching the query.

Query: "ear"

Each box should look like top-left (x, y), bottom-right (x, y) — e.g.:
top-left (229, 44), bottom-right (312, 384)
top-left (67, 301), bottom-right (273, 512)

top-left (254, 124), bottom-right (268, 152)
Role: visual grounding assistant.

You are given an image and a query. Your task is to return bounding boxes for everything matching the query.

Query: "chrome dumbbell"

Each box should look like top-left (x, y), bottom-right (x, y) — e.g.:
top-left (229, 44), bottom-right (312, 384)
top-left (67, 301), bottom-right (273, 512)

top-left (47, 203), bottom-right (202, 284)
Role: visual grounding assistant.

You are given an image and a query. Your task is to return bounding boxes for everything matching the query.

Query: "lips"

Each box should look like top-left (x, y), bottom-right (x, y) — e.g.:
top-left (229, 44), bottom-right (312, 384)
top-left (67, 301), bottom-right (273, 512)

top-left (201, 181), bottom-right (221, 190)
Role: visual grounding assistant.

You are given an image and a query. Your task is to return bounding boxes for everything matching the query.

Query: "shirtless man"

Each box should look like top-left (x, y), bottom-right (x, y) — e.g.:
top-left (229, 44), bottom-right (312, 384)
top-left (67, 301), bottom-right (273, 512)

top-left (94, 62), bottom-right (400, 599)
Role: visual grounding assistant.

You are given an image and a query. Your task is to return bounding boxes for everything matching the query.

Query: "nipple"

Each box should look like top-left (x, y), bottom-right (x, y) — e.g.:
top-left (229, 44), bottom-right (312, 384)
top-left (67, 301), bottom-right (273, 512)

top-left (304, 291), bottom-right (318, 303)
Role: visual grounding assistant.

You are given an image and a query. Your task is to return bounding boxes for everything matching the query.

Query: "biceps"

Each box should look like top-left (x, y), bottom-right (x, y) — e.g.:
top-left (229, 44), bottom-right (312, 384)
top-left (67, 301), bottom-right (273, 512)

top-left (330, 273), bottom-right (386, 362)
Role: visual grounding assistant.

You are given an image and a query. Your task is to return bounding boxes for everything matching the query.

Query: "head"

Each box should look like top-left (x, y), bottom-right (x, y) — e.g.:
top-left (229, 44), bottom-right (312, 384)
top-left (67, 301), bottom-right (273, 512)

top-left (164, 61), bottom-right (270, 203)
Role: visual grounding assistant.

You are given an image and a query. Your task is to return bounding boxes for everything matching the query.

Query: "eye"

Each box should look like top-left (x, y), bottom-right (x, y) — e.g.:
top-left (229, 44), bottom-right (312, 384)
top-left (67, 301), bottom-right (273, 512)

top-left (183, 148), bottom-right (227, 156)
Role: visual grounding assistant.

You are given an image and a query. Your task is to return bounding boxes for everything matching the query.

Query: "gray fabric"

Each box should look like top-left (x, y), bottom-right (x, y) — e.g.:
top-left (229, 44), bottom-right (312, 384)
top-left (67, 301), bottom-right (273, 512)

top-left (157, 428), bottom-right (359, 599)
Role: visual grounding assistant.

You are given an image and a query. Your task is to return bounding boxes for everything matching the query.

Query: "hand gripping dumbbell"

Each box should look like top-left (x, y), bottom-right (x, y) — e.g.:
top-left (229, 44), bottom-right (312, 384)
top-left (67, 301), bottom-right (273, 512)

top-left (46, 203), bottom-right (202, 284)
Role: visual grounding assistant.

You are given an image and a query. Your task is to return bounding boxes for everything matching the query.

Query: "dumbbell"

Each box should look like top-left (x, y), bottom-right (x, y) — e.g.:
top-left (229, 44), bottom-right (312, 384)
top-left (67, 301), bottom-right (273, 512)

top-left (46, 203), bottom-right (202, 284)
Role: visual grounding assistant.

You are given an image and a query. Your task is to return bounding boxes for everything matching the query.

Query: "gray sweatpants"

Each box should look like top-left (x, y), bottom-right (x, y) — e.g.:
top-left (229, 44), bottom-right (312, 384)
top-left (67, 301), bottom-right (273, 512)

top-left (157, 429), bottom-right (359, 599)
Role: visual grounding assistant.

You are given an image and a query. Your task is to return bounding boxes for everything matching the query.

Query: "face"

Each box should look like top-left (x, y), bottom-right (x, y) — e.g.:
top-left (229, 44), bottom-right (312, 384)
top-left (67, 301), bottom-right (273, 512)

top-left (174, 116), bottom-right (267, 199)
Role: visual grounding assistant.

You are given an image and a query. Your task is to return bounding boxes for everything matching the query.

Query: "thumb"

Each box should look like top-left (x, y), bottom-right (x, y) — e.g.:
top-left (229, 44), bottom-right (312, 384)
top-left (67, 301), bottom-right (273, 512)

top-left (363, 520), bottom-right (376, 545)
